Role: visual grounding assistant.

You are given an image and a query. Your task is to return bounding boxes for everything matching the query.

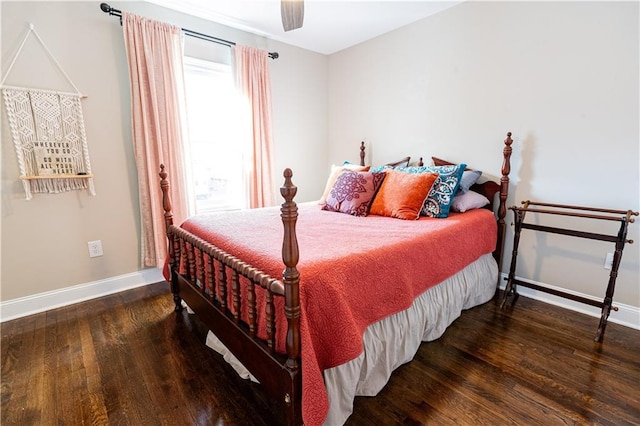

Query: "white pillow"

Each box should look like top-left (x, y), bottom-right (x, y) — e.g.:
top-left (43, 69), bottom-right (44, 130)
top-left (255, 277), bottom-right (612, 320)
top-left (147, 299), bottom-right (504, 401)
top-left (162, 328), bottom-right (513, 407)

top-left (457, 170), bottom-right (482, 194)
top-left (318, 163), bottom-right (370, 204)
top-left (451, 190), bottom-right (489, 212)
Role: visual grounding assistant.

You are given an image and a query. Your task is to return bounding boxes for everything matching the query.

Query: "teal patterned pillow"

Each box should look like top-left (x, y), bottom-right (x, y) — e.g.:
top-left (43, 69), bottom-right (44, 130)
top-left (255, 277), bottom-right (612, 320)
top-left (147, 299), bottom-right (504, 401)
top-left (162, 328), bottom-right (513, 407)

top-left (369, 165), bottom-right (392, 173)
top-left (419, 164), bottom-right (466, 218)
top-left (392, 166), bottom-right (428, 174)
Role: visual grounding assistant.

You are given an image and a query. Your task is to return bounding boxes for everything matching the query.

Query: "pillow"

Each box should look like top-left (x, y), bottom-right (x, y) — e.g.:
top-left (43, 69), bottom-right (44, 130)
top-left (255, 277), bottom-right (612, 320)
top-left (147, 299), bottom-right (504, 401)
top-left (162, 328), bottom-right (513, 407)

top-left (420, 163), bottom-right (466, 218)
top-left (369, 169), bottom-right (438, 220)
top-left (369, 165), bottom-right (392, 173)
top-left (390, 166), bottom-right (428, 174)
top-left (371, 165), bottom-right (436, 175)
top-left (319, 163), bottom-right (370, 204)
top-left (458, 170), bottom-right (482, 194)
top-left (369, 158), bottom-right (411, 172)
top-left (322, 170), bottom-right (385, 216)
top-left (451, 190), bottom-right (490, 212)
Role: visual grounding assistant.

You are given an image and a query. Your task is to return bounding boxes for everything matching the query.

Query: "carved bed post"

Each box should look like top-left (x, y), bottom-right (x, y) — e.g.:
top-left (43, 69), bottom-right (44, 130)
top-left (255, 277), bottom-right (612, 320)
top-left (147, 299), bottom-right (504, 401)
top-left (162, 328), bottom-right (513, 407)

top-left (496, 132), bottom-right (513, 279)
top-left (159, 164), bottom-right (182, 311)
top-left (280, 168), bottom-right (302, 425)
top-left (360, 141), bottom-right (366, 166)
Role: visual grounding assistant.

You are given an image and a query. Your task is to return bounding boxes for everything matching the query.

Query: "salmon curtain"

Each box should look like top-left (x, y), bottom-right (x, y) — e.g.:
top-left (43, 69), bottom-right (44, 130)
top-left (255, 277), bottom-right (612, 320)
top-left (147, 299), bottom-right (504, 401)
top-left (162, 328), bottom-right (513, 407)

top-left (122, 12), bottom-right (190, 268)
top-left (232, 45), bottom-right (276, 208)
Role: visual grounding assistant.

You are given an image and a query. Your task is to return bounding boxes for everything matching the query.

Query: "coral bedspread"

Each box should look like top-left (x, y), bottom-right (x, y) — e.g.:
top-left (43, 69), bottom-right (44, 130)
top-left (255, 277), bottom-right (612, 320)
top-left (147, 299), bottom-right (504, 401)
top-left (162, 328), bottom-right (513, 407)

top-left (179, 203), bottom-right (497, 426)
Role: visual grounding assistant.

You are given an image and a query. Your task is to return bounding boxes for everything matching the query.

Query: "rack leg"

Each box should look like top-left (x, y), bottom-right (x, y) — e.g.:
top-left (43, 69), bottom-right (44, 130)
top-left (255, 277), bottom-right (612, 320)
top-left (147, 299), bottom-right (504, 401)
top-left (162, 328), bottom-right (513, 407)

top-left (501, 210), bottom-right (524, 309)
top-left (595, 302), bottom-right (611, 342)
top-left (594, 219), bottom-right (629, 342)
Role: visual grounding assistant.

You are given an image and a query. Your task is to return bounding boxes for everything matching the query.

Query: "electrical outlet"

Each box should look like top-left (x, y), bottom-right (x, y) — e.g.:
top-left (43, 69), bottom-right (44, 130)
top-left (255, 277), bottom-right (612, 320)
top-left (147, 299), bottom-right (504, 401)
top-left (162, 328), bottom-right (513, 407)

top-left (88, 240), bottom-right (103, 258)
top-left (603, 252), bottom-right (614, 270)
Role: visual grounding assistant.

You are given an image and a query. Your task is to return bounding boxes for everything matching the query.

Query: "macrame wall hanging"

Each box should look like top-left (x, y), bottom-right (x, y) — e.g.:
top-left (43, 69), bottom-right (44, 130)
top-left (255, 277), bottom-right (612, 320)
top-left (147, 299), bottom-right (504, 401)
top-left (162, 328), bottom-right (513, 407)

top-left (1, 24), bottom-right (95, 200)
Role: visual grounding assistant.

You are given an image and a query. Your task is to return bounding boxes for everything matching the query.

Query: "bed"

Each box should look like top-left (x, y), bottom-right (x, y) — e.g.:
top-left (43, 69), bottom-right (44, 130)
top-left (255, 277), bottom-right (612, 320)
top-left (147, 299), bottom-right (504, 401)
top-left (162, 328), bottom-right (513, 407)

top-left (159, 132), bottom-right (514, 425)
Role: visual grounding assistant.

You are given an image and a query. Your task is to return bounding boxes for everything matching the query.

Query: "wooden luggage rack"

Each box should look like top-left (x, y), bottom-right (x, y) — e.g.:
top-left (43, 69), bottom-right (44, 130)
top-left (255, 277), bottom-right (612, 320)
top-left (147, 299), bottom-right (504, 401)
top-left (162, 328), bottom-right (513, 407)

top-left (501, 200), bottom-right (638, 342)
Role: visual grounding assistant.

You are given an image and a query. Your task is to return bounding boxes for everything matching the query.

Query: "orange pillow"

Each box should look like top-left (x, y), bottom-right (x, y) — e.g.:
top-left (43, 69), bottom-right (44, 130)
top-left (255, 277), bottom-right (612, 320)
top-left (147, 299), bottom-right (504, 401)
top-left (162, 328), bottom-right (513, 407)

top-left (369, 169), bottom-right (439, 220)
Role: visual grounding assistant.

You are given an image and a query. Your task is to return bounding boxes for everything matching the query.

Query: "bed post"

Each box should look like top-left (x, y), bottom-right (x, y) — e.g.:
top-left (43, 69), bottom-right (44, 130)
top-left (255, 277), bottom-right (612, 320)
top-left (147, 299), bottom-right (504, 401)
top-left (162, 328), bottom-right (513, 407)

top-left (360, 141), bottom-right (366, 166)
top-left (496, 132), bottom-right (513, 284)
top-left (280, 168), bottom-right (302, 425)
top-left (159, 164), bottom-right (182, 312)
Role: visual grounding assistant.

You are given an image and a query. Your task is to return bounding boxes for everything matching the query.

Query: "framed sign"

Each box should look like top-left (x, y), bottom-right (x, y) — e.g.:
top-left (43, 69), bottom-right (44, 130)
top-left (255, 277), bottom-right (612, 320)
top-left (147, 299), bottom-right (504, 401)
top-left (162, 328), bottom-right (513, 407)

top-left (2, 87), bottom-right (95, 199)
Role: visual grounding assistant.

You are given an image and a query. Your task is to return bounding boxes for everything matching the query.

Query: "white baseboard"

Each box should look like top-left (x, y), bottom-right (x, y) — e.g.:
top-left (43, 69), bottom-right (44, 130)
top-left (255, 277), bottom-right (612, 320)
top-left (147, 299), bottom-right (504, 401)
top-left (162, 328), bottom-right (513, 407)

top-left (499, 273), bottom-right (640, 331)
top-left (0, 268), bottom-right (165, 323)
top-left (3, 270), bottom-right (638, 332)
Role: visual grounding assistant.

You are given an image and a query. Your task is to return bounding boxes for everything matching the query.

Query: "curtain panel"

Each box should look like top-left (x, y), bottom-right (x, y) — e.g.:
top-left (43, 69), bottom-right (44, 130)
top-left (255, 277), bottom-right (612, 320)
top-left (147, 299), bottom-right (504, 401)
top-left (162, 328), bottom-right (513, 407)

top-left (122, 12), bottom-right (189, 268)
top-left (233, 45), bottom-right (276, 208)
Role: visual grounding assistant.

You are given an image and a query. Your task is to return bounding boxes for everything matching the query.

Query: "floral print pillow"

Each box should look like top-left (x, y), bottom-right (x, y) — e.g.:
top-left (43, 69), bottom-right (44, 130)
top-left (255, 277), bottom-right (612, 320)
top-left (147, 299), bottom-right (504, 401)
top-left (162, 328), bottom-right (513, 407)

top-left (322, 170), bottom-right (386, 216)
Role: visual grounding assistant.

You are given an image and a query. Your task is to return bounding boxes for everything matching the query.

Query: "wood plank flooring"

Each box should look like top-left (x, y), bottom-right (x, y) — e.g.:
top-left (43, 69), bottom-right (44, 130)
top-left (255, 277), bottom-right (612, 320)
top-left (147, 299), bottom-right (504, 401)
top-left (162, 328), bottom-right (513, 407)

top-left (2, 282), bottom-right (639, 425)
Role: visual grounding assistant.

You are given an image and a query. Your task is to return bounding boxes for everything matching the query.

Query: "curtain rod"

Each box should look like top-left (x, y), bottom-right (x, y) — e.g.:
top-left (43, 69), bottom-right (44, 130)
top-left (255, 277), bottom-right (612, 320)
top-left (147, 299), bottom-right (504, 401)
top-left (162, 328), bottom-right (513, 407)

top-left (99, 3), bottom-right (279, 59)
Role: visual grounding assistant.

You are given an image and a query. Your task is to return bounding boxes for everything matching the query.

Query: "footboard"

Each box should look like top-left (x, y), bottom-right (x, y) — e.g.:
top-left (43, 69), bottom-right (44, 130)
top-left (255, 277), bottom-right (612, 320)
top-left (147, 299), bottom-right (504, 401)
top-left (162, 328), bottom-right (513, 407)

top-left (159, 166), bottom-right (302, 425)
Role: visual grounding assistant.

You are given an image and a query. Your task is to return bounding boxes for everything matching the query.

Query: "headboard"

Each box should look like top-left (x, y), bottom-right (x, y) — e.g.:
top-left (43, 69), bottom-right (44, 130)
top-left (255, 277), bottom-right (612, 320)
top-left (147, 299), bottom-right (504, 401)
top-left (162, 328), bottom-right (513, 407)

top-left (359, 141), bottom-right (411, 168)
top-left (356, 132), bottom-right (514, 272)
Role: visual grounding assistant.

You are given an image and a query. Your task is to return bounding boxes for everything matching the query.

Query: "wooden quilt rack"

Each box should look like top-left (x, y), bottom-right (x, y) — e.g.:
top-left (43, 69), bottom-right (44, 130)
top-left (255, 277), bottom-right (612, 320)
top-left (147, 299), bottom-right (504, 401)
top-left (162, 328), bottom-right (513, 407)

top-left (501, 200), bottom-right (638, 342)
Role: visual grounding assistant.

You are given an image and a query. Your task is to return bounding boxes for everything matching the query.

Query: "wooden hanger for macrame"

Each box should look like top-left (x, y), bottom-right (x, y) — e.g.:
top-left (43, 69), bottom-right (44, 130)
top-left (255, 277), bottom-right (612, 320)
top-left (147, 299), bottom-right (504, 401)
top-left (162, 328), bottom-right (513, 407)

top-left (1, 23), bottom-right (87, 98)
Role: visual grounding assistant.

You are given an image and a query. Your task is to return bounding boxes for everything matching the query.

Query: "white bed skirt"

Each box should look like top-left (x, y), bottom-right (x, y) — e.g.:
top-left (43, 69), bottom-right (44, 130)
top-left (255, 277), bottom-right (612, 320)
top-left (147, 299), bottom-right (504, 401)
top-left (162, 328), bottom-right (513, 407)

top-left (204, 252), bottom-right (498, 425)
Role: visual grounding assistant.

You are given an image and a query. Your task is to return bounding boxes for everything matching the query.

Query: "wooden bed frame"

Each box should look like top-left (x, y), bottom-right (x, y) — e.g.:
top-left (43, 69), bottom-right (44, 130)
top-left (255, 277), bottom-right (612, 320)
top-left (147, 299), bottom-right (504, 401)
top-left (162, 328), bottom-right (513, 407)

top-left (159, 132), bottom-right (513, 425)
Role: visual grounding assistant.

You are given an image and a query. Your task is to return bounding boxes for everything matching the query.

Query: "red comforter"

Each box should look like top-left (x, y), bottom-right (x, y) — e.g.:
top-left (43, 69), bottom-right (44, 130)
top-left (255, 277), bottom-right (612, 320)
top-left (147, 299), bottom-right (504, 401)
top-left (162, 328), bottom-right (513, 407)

top-left (180, 203), bottom-right (497, 426)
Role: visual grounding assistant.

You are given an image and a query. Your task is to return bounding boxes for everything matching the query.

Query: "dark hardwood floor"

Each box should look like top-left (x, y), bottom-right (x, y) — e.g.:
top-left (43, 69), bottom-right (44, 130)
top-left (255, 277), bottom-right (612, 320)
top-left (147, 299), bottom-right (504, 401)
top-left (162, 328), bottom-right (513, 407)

top-left (2, 282), bottom-right (639, 425)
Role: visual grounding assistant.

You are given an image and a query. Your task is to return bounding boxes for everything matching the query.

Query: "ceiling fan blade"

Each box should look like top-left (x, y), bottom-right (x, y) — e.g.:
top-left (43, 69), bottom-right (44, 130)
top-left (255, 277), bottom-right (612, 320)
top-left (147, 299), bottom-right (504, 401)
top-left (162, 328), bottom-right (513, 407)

top-left (281, 0), bottom-right (304, 32)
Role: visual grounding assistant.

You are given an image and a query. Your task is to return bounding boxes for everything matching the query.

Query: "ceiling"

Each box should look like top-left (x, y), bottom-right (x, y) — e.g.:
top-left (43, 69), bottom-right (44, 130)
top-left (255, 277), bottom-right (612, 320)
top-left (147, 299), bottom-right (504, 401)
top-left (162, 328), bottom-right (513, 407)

top-left (147, 0), bottom-right (463, 55)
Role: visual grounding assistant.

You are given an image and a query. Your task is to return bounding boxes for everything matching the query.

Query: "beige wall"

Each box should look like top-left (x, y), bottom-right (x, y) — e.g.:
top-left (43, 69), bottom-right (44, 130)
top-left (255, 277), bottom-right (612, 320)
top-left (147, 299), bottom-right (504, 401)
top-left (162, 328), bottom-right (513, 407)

top-left (1, 1), bottom-right (328, 301)
top-left (328, 1), bottom-right (639, 310)
top-left (3, 1), bottom-right (638, 320)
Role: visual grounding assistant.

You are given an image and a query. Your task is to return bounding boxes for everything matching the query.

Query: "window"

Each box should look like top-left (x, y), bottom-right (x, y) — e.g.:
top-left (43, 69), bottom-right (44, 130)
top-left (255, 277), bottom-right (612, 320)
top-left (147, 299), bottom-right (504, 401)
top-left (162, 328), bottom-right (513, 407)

top-left (183, 56), bottom-right (249, 214)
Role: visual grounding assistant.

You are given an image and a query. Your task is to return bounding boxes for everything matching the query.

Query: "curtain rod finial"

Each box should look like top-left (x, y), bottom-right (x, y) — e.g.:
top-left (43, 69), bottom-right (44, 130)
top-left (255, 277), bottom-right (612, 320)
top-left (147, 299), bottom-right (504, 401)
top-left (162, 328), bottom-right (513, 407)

top-left (100, 3), bottom-right (112, 13)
